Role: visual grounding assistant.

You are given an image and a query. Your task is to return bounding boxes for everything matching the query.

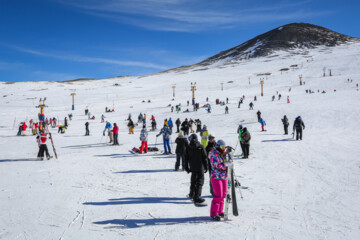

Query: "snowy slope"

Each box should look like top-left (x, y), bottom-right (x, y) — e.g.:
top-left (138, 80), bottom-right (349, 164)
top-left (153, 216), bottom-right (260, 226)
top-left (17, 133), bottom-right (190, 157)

top-left (0, 42), bottom-right (360, 240)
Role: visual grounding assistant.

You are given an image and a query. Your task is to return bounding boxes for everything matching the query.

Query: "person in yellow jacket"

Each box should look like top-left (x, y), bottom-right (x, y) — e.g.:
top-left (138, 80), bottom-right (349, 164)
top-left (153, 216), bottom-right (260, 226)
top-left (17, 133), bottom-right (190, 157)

top-left (200, 125), bottom-right (209, 148)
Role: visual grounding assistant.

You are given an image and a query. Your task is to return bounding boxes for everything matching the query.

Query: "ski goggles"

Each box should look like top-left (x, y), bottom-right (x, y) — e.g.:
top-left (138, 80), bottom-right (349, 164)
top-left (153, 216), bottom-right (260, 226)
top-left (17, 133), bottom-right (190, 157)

top-left (219, 145), bottom-right (226, 150)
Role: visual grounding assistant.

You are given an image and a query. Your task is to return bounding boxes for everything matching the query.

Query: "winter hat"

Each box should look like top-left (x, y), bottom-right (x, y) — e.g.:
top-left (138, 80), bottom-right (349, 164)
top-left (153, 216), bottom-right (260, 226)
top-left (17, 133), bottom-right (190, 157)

top-left (203, 125), bottom-right (207, 130)
top-left (178, 131), bottom-right (184, 137)
top-left (208, 134), bottom-right (215, 140)
top-left (243, 127), bottom-right (247, 132)
top-left (238, 124), bottom-right (243, 129)
top-left (188, 133), bottom-right (198, 142)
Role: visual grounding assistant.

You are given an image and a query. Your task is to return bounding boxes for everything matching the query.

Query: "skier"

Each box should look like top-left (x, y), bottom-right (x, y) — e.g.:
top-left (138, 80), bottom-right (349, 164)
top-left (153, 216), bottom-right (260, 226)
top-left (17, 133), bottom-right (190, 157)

top-left (36, 131), bottom-right (51, 160)
top-left (171, 106), bottom-right (174, 112)
top-left (187, 100), bottom-right (189, 106)
top-left (293, 116), bottom-right (305, 140)
top-left (200, 125), bottom-right (209, 148)
top-left (139, 125), bottom-right (148, 153)
top-left (287, 96), bottom-right (290, 103)
top-left (225, 106), bottom-right (229, 114)
top-left (206, 135), bottom-right (216, 196)
top-left (184, 134), bottom-right (208, 204)
top-left (207, 104), bottom-right (211, 113)
top-left (195, 119), bottom-right (202, 133)
top-left (68, 113), bottom-right (73, 121)
top-left (226, 97), bottom-right (229, 104)
top-left (101, 114), bottom-right (105, 123)
top-left (128, 118), bottom-right (135, 134)
top-left (249, 102), bottom-right (254, 110)
top-left (181, 118), bottom-right (190, 136)
top-left (208, 139), bottom-right (228, 221)
top-left (85, 122), bottom-right (90, 136)
top-left (281, 115), bottom-right (289, 135)
top-left (257, 110), bottom-right (261, 122)
top-left (175, 131), bottom-right (188, 171)
top-left (272, 95), bottom-right (275, 101)
top-left (206, 97), bottom-right (209, 102)
top-left (259, 118), bottom-right (266, 131)
top-left (168, 118), bottom-right (174, 132)
top-left (156, 125), bottom-right (172, 154)
top-left (240, 127), bottom-right (251, 158)
top-left (175, 118), bottom-right (181, 133)
top-left (104, 122), bottom-right (113, 143)
top-left (278, 94), bottom-right (282, 100)
top-left (113, 123), bottom-right (119, 145)
top-left (238, 100), bottom-right (241, 108)
top-left (189, 119), bottom-right (195, 133)
top-left (237, 124), bottom-right (245, 156)
top-left (64, 117), bottom-right (68, 128)
top-left (254, 96), bottom-right (257, 101)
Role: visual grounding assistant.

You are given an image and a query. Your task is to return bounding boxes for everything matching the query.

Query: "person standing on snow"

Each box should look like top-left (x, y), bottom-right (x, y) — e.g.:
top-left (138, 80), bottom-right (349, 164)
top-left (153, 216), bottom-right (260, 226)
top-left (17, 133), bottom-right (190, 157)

top-left (281, 115), bottom-right (289, 135)
top-left (104, 122), bottom-right (113, 143)
top-left (128, 118), bottom-right (135, 134)
top-left (175, 131), bottom-right (188, 171)
top-left (181, 118), bottom-right (190, 136)
top-left (168, 118), bottom-right (174, 132)
top-left (225, 106), bottom-right (229, 114)
top-left (175, 118), bottom-right (181, 133)
top-left (259, 118), bottom-right (266, 131)
top-left (139, 125), bottom-right (148, 153)
top-left (200, 125), bottom-right (209, 148)
top-left (208, 139), bottom-right (228, 221)
top-left (36, 131), bottom-right (51, 160)
top-left (237, 124), bottom-right (245, 156)
top-left (184, 134), bottom-right (208, 204)
top-left (113, 123), bottom-right (119, 145)
top-left (195, 119), bottom-right (202, 133)
top-left (240, 127), bottom-right (251, 158)
top-left (189, 119), bottom-right (195, 133)
top-left (257, 110), bottom-right (261, 122)
top-left (293, 116), bottom-right (305, 140)
top-left (156, 125), bottom-right (172, 154)
top-left (85, 122), bottom-right (90, 136)
top-left (101, 114), bottom-right (105, 123)
top-left (249, 102), bottom-right (254, 110)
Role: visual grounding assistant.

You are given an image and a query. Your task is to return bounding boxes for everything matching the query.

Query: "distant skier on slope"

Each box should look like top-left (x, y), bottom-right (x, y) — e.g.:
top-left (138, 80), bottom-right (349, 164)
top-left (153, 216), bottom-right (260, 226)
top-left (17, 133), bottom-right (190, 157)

top-left (249, 102), bottom-right (254, 110)
top-left (184, 134), bottom-right (208, 205)
top-left (257, 110), bottom-right (261, 122)
top-left (259, 118), bottom-right (266, 131)
top-left (208, 139), bottom-right (228, 221)
top-left (85, 122), bottom-right (89, 136)
top-left (293, 116), bottom-right (305, 140)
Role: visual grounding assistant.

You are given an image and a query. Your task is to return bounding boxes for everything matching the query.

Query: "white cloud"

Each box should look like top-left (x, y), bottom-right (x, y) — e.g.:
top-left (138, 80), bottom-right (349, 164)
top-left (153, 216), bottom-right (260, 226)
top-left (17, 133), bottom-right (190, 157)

top-left (54, 0), bottom-right (333, 32)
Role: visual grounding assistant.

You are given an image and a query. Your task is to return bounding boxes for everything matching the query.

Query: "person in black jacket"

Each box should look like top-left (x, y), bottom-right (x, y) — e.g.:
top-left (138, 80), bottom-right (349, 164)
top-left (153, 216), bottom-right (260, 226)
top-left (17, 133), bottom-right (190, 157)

top-left (85, 122), bottom-right (89, 136)
top-left (206, 134), bottom-right (216, 196)
top-left (293, 116), bottom-right (305, 140)
top-left (181, 118), bottom-right (190, 136)
top-left (175, 118), bottom-right (181, 133)
top-left (175, 132), bottom-right (189, 171)
top-left (281, 115), bottom-right (289, 135)
top-left (185, 134), bottom-right (208, 204)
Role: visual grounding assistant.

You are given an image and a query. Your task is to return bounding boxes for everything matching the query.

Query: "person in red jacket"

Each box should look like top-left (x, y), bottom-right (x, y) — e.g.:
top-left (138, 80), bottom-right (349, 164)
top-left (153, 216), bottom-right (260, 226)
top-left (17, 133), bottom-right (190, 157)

top-left (36, 131), bottom-right (51, 160)
top-left (21, 122), bottom-right (27, 135)
top-left (113, 123), bottom-right (119, 145)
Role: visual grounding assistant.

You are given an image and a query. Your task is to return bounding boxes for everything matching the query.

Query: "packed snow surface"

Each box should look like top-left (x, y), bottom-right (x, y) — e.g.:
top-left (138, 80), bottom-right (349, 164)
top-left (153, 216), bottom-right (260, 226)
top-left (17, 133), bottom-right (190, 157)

top-left (0, 43), bottom-right (360, 240)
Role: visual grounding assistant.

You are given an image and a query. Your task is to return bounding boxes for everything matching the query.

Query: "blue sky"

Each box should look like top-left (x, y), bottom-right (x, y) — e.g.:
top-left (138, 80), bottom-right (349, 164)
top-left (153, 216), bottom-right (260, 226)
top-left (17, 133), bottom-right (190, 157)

top-left (0, 0), bottom-right (359, 82)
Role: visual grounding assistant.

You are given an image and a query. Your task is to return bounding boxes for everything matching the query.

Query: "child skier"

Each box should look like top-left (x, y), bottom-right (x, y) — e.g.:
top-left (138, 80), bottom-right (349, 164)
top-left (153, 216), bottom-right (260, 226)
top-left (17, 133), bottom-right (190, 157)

top-left (259, 118), bottom-right (266, 131)
top-left (36, 131), bottom-right (51, 160)
top-left (139, 126), bottom-right (148, 153)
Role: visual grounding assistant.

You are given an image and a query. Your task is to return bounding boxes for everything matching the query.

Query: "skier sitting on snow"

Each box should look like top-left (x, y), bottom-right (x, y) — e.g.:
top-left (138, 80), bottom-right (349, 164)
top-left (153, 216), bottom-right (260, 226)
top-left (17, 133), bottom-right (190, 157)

top-left (156, 125), bottom-right (172, 154)
top-left (259, 118), bottom-right (266, 131)
top-left (36, 131), bottom-right (51, 160)
top-left (208, 139), bottom-right (228, 221)
top-left (184, 134), bottom-right (208, 205)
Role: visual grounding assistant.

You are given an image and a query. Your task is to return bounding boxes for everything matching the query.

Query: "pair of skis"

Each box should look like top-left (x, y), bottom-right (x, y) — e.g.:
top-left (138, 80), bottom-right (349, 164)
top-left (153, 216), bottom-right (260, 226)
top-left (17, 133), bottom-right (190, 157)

top-left (45, 126), bottom-right (58, 159)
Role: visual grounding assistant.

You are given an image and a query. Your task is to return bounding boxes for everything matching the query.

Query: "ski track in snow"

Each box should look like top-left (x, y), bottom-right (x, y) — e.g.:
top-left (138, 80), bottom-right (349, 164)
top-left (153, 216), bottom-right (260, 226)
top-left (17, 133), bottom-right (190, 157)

top-left (1, 43), bottom-right (360, 239)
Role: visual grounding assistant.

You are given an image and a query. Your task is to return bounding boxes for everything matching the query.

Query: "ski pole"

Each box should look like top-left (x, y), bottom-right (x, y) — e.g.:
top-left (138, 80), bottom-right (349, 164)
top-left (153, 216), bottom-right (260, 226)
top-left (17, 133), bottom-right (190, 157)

top-left (155, 136), bottom-right (158, 148)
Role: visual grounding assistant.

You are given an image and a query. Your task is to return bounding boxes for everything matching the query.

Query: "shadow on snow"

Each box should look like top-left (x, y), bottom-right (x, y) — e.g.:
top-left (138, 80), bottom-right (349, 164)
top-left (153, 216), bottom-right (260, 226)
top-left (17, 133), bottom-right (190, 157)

top-left (0, 158), bottom-right (43, 163)
top-left (262, 138), bottom-right (295, 142)
top-left (114, 169), bottom-right (175, 174)
top-left (62, 143), bottom-right (109, 149)
top-left (93, 216), bottom-right (210, 229)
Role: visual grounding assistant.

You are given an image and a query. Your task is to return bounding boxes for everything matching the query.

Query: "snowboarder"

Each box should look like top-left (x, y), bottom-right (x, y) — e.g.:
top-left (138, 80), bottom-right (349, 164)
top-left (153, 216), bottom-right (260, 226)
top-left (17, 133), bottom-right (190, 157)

top-left (200, 125), bottom-right (209, 148)
top-left (281, 115), bottom-right (289, 135)
top-left (113, 123), bottom-right (119, 145)
top-left (36, 131), bottom-right (51, 160)
top-left (58, 125), bottom-right (65, 134)
top-left (257, 110), bottom-right (261, 122)
top-left (139, 125), bottom-right (148, 153)
top-left (175, 131), bottom-right (188, 171)
top-left (225, 106), bottom-right (229, 114)
top-left (184, 134), bottom-right (208, 205)
top-left (293, 116), bottom-right (305, 140)
top-left (156, 125), bottom-right (172, 154)
top-left (85, 122), bottom-right (90, 136)
top-left (259, 118), bottom-right (266, 131)
top-left (240, 127), bottom-right (251, 158)
top-left (208, 139), bottom-right (228, 221)
top-left (175, 118), bottom-right (181, 133)
top-left (249, 102), bottom-right (254, 110)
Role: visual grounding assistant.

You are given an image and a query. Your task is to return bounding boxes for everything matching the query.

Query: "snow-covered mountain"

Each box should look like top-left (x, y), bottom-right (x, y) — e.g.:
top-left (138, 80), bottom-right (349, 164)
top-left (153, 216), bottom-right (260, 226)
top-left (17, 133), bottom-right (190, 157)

top-left (0, 23), bottom-right (359, 240)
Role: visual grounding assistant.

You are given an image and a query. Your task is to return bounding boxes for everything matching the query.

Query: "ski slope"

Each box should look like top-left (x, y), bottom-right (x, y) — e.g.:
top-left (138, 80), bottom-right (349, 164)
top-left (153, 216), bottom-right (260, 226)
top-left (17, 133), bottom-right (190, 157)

top-left (0, 42), bottom-right (360, 240)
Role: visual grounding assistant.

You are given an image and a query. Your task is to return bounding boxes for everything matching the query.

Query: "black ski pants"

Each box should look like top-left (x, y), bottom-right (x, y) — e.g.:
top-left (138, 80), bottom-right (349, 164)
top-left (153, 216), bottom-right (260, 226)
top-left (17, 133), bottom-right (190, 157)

top-left (240, 142), bottom-right (245, 156)
top-left (85, 128), bottom-right (89, 136)
top-left (284, 125), bottom-right (288, 134)
top-left (176, 124), bottom-right (180, 133)
top-left (38, 144), bottom-right (50, 158)
top-left (189, 171), bottom-right (204, 200)
top-left (295, 128), bottom-right (303, 140)
top-left (175, 153), bottom-right (185, 170)
top-left (243, 144), bottom-right (250, 158)
top-left (113, 134), bottom-right (119, 145)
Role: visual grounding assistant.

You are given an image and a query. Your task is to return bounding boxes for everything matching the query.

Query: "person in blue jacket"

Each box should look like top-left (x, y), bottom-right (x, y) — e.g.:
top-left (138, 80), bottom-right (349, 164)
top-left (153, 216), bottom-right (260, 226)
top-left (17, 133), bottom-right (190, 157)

top-left (259, 118), bottom-right (266, 131)
top-left (168, 118), bottom-right (174, 132)
top-left (157, 125), bottom-right (172, 154)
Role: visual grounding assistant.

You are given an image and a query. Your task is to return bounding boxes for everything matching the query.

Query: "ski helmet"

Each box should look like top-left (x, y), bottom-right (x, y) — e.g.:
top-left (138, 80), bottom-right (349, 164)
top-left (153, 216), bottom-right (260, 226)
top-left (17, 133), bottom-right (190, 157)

top-left (188, 134), bottom-right (198, 142)
top-left (216, 139), bottom-right (226, 147)
top-left (238, 124), bottom-right (243, 129)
